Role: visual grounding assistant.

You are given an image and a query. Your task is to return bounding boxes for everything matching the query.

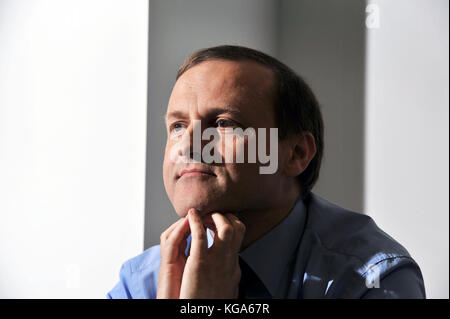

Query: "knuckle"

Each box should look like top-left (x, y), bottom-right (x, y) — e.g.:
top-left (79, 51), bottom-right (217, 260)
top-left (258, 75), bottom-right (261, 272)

top-left (164, 233), bottom-right (178, 246)
top-left (236, 221), bottom-right (246, 233)
top-left (222, 225), bottom-right (234, 238)
top-left (194, 232), bottom-right (207, 241)
top-left (165, 236), bottom-right (175, 246)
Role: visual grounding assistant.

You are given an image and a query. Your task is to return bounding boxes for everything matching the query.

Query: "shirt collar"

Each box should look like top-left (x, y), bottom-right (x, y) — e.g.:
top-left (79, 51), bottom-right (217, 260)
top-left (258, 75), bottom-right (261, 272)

top-left (239, 193), bottom-right (307, 297)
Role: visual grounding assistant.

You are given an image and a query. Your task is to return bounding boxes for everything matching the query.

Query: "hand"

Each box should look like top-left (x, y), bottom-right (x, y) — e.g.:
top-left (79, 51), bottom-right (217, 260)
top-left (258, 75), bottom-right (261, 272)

top-left (157, 216), bottom-right (190, 299)
top-left (179, 209), bottom-right (246, 299)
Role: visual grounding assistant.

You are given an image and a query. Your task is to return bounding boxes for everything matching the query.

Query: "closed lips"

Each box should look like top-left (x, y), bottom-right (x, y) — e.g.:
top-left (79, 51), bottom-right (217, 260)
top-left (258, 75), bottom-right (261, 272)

top-left (179, 169), bottom-right (216, 177)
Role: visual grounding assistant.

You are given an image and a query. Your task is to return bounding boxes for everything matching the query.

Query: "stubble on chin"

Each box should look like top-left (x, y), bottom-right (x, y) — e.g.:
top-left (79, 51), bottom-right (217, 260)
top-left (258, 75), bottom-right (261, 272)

top-left (170, 177), bottom-right (220, 214)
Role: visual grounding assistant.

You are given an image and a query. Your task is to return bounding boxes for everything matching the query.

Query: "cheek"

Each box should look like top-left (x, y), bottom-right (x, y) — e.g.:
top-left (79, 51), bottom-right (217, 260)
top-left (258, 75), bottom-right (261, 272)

top-left (162, 145), bottom-right (173, 189)
top-left (218, 133), bottom-right (260, 180)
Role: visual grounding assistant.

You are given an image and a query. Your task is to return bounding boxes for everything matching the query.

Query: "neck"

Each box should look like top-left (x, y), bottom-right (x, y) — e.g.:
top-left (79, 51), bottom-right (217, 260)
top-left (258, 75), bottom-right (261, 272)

top-left (237, 185), bottom-right (302, 251)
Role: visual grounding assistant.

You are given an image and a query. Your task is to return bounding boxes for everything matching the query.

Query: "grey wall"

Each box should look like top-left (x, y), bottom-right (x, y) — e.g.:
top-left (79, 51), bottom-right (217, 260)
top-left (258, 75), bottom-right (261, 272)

top-left (278, 0), bottom-right (366, 213)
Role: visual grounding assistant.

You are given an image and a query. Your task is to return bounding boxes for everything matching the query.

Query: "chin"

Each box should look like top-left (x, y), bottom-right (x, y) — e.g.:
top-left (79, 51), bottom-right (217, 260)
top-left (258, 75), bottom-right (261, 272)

top-left (171, 188), bottom-right (229, 217)
top-left (173, 199), bottom-right (215, 217)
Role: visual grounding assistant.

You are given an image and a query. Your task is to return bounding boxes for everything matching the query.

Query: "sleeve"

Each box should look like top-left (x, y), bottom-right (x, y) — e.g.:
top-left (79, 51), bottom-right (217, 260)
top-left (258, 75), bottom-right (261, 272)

top-left (361, 265), bottom-right (426, 299)
top-left (106, 262), bottom-right (133, 299)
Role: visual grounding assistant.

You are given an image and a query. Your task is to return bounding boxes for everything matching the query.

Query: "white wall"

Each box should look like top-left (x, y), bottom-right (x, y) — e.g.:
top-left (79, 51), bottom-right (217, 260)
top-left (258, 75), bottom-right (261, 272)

top-left (0, 0), bottom-right (148, 298)
top-left (365, 0), bottom-right (449, 298)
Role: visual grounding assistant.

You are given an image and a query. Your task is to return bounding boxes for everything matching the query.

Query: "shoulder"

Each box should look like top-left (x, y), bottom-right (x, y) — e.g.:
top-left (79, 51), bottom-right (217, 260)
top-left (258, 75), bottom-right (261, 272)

top-left (125, 245), bottom-right (162, 274)
top-left (107, 245), bottom-right (161, 299)
top-left (300, 192), bottom-right (425, 298)
top-left (305, 192), bottom-right (410, 259)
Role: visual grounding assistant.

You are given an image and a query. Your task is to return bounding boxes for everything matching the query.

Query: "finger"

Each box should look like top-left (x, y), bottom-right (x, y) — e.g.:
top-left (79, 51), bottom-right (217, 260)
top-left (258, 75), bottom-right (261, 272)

top-left (166, 216), bottom-right (190, 247)
top-left (188, 208), bottom-right (208, 259)
top-left (163, 217), bottom-right (190, 263)
top-left (210, 212), bottom-right (234, 245)
top-left (200, 213), bottom-right (217, 238)
top-left (160, 217), bottom-right (186, 244)
top-left (226, 213), bottom-right (246, 253)
top-left (201, 213), bottom-right (215, 231)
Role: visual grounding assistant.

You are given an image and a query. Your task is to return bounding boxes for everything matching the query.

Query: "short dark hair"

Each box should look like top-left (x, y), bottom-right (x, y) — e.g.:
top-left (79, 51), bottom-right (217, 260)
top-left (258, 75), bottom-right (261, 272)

top-left (176, 45), bottom-right (324, 197)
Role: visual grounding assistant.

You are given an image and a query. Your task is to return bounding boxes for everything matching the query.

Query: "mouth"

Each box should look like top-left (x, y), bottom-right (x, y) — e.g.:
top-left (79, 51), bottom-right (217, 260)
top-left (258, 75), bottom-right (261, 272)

top-left (178, 168), bottom-right (217, 179)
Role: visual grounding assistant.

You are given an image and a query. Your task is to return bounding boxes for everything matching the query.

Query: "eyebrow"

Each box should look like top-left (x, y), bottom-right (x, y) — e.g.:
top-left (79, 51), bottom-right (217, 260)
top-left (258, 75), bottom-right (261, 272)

top-left (164, 110), bottom-right (187, 123)
top-left (164, 107), bottom-right (243, 123)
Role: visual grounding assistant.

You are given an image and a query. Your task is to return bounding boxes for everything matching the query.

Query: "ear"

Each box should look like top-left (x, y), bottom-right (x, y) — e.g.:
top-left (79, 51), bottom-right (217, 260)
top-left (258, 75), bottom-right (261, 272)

top-left (283, 131), bottom-right (317, 177)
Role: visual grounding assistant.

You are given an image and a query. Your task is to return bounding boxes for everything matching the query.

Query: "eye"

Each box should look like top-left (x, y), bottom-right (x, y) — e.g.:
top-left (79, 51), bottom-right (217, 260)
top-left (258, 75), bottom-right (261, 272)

top-left (170, 122), bottom-right (186, 134)
top-left (216, 119), bottom-right (236, 128)
top-left (173, 123), bottom-right (183, 131)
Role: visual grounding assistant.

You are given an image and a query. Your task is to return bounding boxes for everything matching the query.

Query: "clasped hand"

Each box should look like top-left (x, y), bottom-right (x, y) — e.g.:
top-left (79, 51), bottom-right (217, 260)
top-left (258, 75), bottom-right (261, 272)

top-left (156, 208), bottom-right (246, 299)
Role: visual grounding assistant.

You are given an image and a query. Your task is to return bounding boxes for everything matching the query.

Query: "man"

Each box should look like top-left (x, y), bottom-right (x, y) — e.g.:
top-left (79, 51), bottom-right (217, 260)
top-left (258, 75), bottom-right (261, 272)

top-left (107, 45), bottom-right (425, 299)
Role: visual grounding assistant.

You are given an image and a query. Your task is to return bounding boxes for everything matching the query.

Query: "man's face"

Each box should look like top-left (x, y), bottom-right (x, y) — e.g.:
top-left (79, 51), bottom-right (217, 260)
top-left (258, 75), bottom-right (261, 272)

top-left (163, 60), bottom-right (287, 217)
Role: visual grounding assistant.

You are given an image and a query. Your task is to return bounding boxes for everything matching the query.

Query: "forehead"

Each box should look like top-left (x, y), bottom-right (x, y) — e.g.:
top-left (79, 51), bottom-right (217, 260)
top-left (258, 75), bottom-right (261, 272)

top-left (167, 59), bottom-right (276, 118)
